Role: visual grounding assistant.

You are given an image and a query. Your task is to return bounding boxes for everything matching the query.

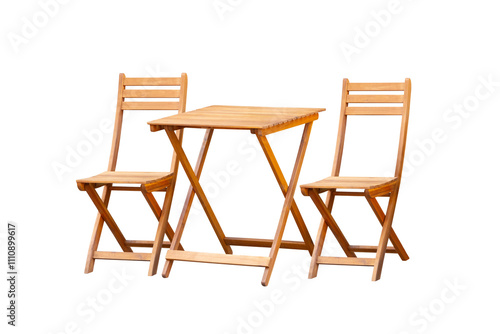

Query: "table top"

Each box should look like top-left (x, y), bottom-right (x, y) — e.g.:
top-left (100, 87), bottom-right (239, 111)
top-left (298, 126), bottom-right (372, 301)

top-left (148, 105), bottom-right (325, 135)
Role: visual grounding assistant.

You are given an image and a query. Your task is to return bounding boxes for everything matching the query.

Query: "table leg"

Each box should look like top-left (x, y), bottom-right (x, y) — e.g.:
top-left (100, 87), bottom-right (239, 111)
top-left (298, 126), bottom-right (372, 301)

top-left (256, 135), bottom-right (315, 255)
top-left (163, 128), bottom-right (233, 276)
top-left (260, 122), bottom-right (313, 286)
top-left (163, 129), bottom-right (215, 277)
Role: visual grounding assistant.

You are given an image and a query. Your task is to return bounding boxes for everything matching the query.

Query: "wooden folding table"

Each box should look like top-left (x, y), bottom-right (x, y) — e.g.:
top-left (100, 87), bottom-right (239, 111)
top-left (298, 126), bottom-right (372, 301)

top-left (148, 105), bottom-right (324, 286)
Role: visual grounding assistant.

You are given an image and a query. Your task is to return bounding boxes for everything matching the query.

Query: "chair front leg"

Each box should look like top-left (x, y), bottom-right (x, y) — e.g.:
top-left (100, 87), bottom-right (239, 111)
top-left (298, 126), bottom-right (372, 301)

top-left (148, 184), bottom-right (176, 276)
top-left (84, 184), bottom-right (133, 252)
top-left (308, 189), bottom-right (335, 279)
top-left (307, 189), bottom-right (356, 258)
top-left (84, 185), bottom-right (111, 273)
top-left (372, 187), bottom-right (400, 281)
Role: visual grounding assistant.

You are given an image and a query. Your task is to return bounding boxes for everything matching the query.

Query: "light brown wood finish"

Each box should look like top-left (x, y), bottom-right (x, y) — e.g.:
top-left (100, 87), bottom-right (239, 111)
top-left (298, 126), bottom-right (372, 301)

top-left (346, 95), bottom-right (404, 103)
top-left (308, 78), bottom-right (350, 278)
top-left (122, 102), bottom-right (180, 110)
top-left (307, 189), bottom-right (356, 258)
top-left (317, 257), bottom-right (375, 266)
top-left (348, 245), bottom-right (397, 253)
top-left (260, 122), bottom-right (313, 286)
top-left (84, 185), bottom-right (111, 273)
top-left (94, 251), bottom-right (152, 261)
top-left (256, 135), bottom-right (314, 255)
top-left (151, 106), bottom-right (324, 285)
top-left (301, 176), bottom-right (398, 194)
top-left (122, 89), bottom-right (181, 98)
top-left (123, 77), bottom-right (182, 86)
top-left (165, 127), bottom-right (233, 255)
top-left (345, 107), bottom-right (404, 115)
top-left (224, 237), bottom-right (309, 250)
top-left (83, 184), bottom-right (132, 253)
top-left (148, 105), bottom-right (322, 132)
top-left (302, 78), bottom-right (411, 281)
top-left (166, 250), bottom-right (270, 267)
top-left (77, 73), bottom-right (188, 275)
top-left (125, 240), bottom-right (171, 248)
top-left (163, 129), bottom-right (214, 278)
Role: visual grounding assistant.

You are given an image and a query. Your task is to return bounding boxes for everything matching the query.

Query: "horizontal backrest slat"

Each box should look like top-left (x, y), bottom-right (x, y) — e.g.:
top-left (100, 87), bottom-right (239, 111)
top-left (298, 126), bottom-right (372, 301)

top-left (347, 82), bottom-right (405, 91)
top-left (123, 77), bottom-right (182, 86)
top-left (345, 107), bottom-right (404, 115)
top-left (346, 95), bottom-right (404, 103)
top-left (122, 102), bottom-right (180, 110)
top-left (122, 89), bottom-right (181, 98)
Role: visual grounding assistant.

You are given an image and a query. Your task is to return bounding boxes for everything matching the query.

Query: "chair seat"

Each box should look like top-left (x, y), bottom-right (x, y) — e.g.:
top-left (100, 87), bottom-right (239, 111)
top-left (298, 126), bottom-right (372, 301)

top-left (77, 171), bottom-right (173, 192)
top-left (301, 176), bottom-right (398, 194)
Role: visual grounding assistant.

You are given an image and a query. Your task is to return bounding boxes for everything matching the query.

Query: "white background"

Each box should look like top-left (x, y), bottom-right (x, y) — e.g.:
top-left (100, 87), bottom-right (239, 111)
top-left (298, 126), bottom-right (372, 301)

top-left (1, 0), bottom-right (499, 333)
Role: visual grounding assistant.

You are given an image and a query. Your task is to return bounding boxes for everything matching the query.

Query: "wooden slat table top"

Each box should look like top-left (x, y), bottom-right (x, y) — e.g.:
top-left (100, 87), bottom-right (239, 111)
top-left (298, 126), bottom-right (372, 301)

top-left (148, 105), bottom-right (325, 131)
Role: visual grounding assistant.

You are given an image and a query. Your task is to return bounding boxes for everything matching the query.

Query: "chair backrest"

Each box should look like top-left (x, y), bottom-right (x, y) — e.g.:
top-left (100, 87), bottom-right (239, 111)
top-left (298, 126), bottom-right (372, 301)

top-left (331, 78), bottom-right (411, 180)
top-left (107, 73), bottom-right (188, 172)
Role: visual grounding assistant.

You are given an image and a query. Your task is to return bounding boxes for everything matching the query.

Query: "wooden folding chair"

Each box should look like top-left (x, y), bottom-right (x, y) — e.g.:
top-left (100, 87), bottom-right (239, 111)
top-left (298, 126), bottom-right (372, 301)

top-left (301, 78), bottom-right (411, 281)
top-left (76, 73), bottom-right (187, 276)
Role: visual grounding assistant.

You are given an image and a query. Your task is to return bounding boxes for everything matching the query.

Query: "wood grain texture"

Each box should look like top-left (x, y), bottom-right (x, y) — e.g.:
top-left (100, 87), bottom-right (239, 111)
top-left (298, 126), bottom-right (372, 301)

top-left (347, 82), bottom-right (405, 91)
top-left (78, 171), bottom-right (173, 186)
top-left (122, 102), bottom-right (180, 110)
top-left (301, 176), bottom-right (397, 194)
top-left (148, 105), bottom-right (324, 131)
top-left (348, 245), bottom-right (397, 253)
top-left (122, 89), bottom-right (180, 98)
top-left (94, 251), bottom-right (151, 261)
top-left (125, 240), bottom-right (171, 248)
top-left (224, 237), bottom-right (309, 250)
top-left (346, 95), bottom-right (404, 103)
top-left (317, 257), bottom-right (375, 266)
top-left (345, 107), bottom-right (404, 115)
top-left (123, 77), bottom-right (182, 86)
top-left (166, 250), bottom-right (270, 267)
